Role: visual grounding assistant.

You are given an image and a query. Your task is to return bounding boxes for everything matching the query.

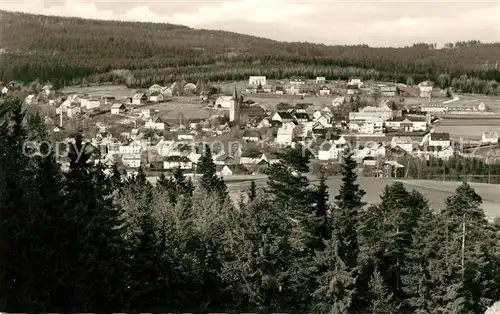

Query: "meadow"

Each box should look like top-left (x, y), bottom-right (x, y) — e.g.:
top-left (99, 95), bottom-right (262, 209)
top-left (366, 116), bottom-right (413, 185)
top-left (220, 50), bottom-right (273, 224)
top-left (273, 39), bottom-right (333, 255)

top-left (434, 118), bottom-right (500, 140)
top-left (225, 176), bottom-right (500, 221)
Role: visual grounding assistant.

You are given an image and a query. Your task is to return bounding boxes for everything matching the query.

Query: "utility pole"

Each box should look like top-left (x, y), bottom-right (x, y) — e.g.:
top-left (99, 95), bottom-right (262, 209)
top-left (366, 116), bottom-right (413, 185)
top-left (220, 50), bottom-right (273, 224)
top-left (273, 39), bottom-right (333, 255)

top-left (461, 213), bottom-right (466, 279)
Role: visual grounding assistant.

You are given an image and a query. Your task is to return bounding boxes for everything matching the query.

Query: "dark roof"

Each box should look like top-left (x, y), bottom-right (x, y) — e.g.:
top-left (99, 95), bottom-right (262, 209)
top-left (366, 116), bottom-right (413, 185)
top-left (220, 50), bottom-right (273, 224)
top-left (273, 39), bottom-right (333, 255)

top-left (347, 85), bottom-right (359, 89)
top-left (430, 132), bottom-right (450, 141)
top-left (217, 164), bottom-right (250, 174)
top-left (241, 150), bottom-right (262, 158)
top-left (275, 111), bottom-right (294, 120)
top-left (164, 155), bottom-right (191, 162)
top-left (294, 113), bottom-right (310, 120)
top-left (241, 106), bottom-right (266, 117)
top-left (242, 130), bottom-right (261, 138)
top-left (295, 103), bottom-right (313, 109)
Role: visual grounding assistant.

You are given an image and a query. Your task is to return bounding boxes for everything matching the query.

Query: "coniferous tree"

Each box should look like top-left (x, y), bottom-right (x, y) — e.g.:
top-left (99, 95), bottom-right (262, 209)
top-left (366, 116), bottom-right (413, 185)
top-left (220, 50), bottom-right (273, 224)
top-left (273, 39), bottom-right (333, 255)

top-left (61, 134), bottom-right (127, 312)
top-left (247, 180), bottom-right (257, 202)
top-left (315, 151), bottom-right (365, 313)
top-left (0, 100), bottom-right (68, 311)
top-left (368, 268), bottom-right (399, 313)
top-left (197, 144), bottom-right (227, 197)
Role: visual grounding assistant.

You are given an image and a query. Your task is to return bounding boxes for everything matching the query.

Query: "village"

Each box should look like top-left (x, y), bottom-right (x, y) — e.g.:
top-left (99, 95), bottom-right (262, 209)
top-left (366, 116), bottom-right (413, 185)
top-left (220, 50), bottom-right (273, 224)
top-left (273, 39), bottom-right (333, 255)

top-left (2, 75), bottom-right (500, 179)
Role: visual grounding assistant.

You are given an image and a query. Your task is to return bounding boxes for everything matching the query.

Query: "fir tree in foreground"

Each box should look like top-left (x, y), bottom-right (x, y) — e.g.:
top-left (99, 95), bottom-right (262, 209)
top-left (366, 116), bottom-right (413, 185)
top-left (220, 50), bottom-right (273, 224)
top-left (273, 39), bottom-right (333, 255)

top-left (196, 144), bottom-right (227, 198)
top-left (315, 151), bottom-right (365, 313)
top-left (62, 134), bottom-right (127, 311)
top-left (247, 180), bottom-right (257, 202)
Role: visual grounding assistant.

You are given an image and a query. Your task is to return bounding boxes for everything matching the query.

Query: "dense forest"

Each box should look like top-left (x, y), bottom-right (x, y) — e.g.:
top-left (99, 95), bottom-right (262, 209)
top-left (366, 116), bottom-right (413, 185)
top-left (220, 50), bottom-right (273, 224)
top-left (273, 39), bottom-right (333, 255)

top-left (1, 96), bottom-right (500, 313)
top-left (0, 10), bottom-right (499, 93)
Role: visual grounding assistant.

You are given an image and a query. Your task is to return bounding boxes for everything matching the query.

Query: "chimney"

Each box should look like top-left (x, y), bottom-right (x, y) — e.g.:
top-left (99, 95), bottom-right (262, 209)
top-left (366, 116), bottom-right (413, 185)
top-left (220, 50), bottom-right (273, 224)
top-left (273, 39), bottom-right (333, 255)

top-left (59, 113), bottom-right (63, 128)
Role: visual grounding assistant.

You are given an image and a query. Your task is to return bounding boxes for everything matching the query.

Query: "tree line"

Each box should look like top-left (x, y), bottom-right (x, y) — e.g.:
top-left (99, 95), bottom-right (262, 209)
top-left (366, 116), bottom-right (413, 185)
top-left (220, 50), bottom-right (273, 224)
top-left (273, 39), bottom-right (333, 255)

top-left (1, 11), bottom-right (499, 94)
top-left (1, 97), bottom-right (500, 313)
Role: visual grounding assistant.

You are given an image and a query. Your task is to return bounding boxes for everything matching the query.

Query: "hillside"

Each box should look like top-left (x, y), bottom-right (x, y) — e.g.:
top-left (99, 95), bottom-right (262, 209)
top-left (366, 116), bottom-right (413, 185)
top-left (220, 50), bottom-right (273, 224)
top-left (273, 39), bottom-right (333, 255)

top-left (0, 10), bottom-right (499, 90)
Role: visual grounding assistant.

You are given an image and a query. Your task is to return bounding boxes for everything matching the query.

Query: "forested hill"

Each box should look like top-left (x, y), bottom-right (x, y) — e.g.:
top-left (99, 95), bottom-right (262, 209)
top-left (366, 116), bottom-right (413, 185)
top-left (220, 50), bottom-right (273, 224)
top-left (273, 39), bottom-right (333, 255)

top-left (1, 10), bottom-right (499, 90)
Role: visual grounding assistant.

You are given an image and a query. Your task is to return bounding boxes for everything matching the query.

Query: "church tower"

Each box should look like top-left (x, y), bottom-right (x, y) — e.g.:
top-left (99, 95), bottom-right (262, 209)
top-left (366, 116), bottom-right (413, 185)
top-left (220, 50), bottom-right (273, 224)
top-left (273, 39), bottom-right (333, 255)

top-left (230, 85), bottom-right (241, 123)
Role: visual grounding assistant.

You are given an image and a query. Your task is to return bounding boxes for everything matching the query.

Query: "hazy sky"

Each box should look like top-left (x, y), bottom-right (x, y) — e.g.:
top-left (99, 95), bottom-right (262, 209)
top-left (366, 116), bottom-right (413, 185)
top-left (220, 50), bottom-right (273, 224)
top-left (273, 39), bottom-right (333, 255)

top-left (3, 0), bottom-right (500, 47)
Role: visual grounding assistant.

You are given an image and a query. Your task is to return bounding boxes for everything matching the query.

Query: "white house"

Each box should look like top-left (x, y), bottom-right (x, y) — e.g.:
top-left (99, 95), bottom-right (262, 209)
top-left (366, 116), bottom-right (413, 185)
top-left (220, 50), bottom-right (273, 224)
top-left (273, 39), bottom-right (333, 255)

top-left (144, 117), bottom-right (165, 130)
top-left (391, 136), bottom-right (414, 153)
top-left (1, 86), bottom-right (9, 94)
top-left (271, 111), bottom-right (295, 123)
top-left (319, 86), bottom-right (331, 96)
top-left (290, 77), bottom-right (306, 85)
top-left (242, 130), bottom-right (261, 142)
top-left (421, 132), bottom-right (451, 147)
top-left (217, 164), bottom-right (250, 176)
top-left (316, 77), bottom-right (326, 84)
top-left (111, 103), bottom-right (126, 115)
top-left (178, 133), bottom-right (195, 141)
top-left (318, 136), bottom-right (348, 161)
top-left (132, 93), bottom-right (147, 105)
top-left (80, 97), bottom-right (101, 110)
top-left (385, 117), bottom-right (427, 132)
top-left (349, 102), bottom-right (394, 121)
top-left (276, 124), bottom-right (295, 145)
top-left (119, 141), bottom-right (142, 154)
top-left (215, 96), bottom-right (234, 108)
top-left (315, 114), bottom-right (332, 128)
top-left (149, 84), bottom-right (163, 93)
top-left (294, 112), bottom-right (310, 124)
top-left (285, 85), bottom-right (300, 95)
top-left (249, 76), bottom-right (267, 86)
top-left (482, 132), bottom-right (499, 144)
top-left (161, 87), bottom-right (173, 97)
top-left (360, 119), bottom-right (384, 134)
top-left (348, 78), bottom-right (363, 88)
top-left (163, 156), bottom-right (192, 170)
top-left (149, 92), bottom-right (164, 103)
top-left (122, 154), bottom-right (141, 168)
top-left (421, 104), bottom-right (448, 113)
top-left (141, 109), bottom-right (153, 118)
top-left (380, 85), bottom-right (397, 97)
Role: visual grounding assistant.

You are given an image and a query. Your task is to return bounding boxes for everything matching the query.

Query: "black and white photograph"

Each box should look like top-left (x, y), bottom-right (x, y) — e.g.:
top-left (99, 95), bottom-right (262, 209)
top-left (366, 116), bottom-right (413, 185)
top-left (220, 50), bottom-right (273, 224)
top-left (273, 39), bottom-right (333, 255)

top-left (0, 1), bottom-right (500, 313)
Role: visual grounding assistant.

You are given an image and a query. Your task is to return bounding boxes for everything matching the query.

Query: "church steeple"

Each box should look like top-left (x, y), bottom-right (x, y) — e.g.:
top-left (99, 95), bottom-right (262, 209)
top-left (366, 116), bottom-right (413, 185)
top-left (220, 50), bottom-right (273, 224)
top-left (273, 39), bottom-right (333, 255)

top-left (232, 85), bottom-right (239, 100)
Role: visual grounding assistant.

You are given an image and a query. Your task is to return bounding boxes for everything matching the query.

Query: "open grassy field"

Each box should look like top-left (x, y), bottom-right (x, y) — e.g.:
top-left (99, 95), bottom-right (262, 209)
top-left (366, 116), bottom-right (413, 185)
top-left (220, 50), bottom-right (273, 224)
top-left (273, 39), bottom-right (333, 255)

top-left (62, 85), bottom-right (136, 99)
top-left (224, 176), bottom-right (500, 220)
top-left (434, 118), bottom-right (500, 140)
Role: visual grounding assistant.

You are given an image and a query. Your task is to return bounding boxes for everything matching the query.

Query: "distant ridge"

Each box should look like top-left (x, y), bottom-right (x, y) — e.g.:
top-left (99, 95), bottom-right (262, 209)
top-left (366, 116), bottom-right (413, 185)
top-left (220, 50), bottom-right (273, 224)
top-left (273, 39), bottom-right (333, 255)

top-left (0, 10), bottom-right (499, 89)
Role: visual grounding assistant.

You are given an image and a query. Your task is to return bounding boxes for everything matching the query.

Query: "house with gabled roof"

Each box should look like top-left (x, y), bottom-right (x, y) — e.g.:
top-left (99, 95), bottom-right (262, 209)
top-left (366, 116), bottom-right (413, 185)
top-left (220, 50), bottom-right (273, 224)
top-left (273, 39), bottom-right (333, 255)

top-left (319, 86), bottom-right (331, 96)
top-left (482, 132), bottom-right (499, 144)
top-left (132, 93), bottom-right (147, 105)
top-left (216, 164), bottom-right (250, 176)
top-left (271, 111), bottom-right (294, 123)
top-left (111, 103), bottom-right (126, 115)
top-left (163, 155), bottom-right (193, 170)
top-left (242, 130), bottom-right (261, 142)
top-left (294, 112), bottom-right (310, 124)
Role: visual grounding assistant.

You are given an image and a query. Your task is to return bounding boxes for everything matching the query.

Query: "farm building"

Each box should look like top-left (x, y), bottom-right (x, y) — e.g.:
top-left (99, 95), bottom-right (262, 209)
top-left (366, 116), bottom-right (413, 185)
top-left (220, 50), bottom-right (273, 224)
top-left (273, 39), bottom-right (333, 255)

top-left (111, 103), bottom-right (126, 115)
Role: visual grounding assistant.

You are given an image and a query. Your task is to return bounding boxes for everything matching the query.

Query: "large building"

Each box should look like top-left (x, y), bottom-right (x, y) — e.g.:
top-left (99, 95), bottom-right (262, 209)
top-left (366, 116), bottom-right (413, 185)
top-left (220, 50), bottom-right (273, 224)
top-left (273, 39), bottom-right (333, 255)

top-left (248, 76), bottom-right (267, 86)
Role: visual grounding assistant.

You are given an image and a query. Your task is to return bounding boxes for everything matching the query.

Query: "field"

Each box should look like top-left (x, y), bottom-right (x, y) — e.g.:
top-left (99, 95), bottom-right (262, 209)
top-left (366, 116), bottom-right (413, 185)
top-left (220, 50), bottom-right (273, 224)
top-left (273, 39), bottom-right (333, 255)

top-left (62, 85), bottom-right (136, 99)
top-left (224, 176), bottom-right (500, 221)
top-left (434, 118), bottom-right (500, 140)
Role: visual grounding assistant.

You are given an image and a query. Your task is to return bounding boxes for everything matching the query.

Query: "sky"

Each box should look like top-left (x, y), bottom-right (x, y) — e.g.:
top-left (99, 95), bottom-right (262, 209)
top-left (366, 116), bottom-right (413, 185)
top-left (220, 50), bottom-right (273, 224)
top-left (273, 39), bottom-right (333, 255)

top-left (2, 0), bottom-right (500, 47)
